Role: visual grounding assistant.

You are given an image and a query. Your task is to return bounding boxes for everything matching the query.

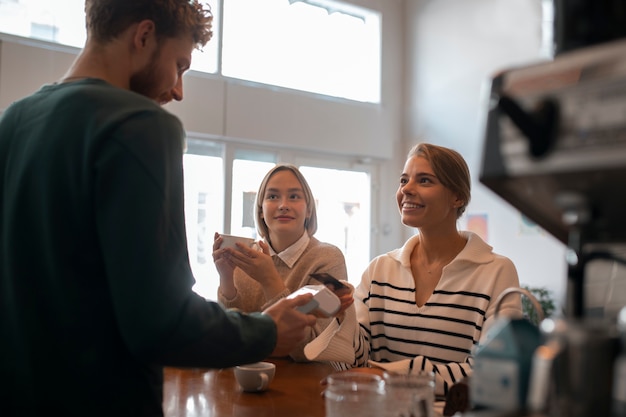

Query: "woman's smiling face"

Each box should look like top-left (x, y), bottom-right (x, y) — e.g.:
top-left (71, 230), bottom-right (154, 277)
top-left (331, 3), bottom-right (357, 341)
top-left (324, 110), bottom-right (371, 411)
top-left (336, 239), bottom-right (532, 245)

top-left (397, 155), bottom-right (460, 229)
top-left (261, 170), bottom-right (311, 245)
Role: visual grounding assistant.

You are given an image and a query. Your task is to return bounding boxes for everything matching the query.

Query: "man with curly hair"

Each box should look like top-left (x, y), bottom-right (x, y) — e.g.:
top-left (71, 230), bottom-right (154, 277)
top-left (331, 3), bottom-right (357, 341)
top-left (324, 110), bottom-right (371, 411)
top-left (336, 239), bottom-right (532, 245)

top-left (0, 1), bottom-right (316, 416)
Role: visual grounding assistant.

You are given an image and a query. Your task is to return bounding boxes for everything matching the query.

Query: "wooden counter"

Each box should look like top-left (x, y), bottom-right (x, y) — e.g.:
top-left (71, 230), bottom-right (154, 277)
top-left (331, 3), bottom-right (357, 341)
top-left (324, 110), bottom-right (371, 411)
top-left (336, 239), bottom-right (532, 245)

top-left (163, 358), bottom-right (335, 417)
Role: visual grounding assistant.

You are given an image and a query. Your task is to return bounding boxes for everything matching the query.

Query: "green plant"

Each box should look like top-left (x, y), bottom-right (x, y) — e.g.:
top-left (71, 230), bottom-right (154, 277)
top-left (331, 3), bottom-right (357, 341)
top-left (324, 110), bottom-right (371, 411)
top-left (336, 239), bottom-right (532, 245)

top-left (521, 285), bottom-right (556, 325)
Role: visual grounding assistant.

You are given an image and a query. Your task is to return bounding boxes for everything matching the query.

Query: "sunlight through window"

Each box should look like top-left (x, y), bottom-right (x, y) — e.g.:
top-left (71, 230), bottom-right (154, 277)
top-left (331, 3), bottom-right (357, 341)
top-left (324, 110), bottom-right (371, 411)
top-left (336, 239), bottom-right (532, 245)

top-left (0, 0), bottom-right (380, 102)
top-left (222, 0), bottom-right (381, 102)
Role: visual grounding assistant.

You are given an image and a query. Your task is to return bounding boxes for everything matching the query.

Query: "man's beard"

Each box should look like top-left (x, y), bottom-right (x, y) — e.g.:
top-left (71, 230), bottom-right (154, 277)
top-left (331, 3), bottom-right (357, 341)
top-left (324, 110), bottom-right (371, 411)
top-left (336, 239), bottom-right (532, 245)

top-left (129, 48), bottom-right (162, 102)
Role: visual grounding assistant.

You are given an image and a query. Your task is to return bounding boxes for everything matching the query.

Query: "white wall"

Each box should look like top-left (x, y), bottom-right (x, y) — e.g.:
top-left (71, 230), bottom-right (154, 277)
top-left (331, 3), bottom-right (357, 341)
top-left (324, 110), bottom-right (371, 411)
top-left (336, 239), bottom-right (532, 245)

top-left (0, 38), bottom-right (77, 105)
top-left (403, 0), bottom-right (569, 309)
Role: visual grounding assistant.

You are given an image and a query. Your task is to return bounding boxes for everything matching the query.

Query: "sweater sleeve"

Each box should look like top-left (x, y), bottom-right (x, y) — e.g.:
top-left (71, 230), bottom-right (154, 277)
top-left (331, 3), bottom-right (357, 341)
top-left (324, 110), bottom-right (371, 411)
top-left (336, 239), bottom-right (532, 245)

top-left (481, 256), bottom-right (523, 337)
top-left (303, 304), bottom-right (357, 364)
top-left (97, 111), bottom-right (277, 368)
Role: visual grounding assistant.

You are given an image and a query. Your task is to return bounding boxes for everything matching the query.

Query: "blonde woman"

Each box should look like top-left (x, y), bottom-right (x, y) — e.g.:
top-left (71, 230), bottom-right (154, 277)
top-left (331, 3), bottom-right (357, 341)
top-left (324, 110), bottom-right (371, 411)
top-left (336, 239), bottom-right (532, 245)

top-left (305, 143), bottom-right (522, 397)
top-left (214, 163), bottom-right (352, 361)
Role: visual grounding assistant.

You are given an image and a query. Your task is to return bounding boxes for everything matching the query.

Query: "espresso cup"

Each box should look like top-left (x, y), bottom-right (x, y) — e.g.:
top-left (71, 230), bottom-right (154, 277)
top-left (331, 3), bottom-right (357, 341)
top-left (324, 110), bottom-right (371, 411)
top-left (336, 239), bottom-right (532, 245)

top-left (219, 234), bottom-right (255, 250)
top-left (234, 362), bottom-right (276, 392)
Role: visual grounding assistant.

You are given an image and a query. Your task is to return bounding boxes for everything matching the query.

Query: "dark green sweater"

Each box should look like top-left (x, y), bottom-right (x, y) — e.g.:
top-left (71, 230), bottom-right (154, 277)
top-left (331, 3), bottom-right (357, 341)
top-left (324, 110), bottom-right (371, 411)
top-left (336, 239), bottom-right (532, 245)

top-left (0, 79), bottom-right (275, 416)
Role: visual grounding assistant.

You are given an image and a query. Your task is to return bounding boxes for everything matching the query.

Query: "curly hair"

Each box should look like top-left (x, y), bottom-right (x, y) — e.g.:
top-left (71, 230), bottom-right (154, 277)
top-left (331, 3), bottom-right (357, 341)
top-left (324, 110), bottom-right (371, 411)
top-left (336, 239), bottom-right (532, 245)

top-left (84, 0), bottom-right (213, 48)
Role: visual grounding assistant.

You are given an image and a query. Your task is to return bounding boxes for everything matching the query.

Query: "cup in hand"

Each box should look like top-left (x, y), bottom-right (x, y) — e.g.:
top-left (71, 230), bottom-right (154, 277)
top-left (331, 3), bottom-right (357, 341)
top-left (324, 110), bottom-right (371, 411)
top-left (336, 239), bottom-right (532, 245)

top-left (234, 362), bottom-right (276, 392)
top-left (324, 371), bottom-right (386, 417)
top-left (219, 234), bottom-right (255, 250)
top-left (384, 371), bottom-right (436, 417)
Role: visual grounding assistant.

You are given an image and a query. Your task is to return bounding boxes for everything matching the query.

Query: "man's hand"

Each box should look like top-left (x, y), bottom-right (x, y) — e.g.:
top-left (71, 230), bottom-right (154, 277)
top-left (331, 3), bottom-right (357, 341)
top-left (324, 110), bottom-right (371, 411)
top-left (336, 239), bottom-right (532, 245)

top-left (263, 294), bottom-right (317, 357)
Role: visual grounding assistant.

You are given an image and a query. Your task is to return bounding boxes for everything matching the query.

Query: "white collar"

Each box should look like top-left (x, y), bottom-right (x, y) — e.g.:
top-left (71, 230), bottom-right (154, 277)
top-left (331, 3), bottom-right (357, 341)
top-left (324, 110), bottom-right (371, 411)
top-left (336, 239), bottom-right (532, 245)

top-left (389, 231), bottom-right (494, 267)
top-left (268, 232), bottom-right (310, 268)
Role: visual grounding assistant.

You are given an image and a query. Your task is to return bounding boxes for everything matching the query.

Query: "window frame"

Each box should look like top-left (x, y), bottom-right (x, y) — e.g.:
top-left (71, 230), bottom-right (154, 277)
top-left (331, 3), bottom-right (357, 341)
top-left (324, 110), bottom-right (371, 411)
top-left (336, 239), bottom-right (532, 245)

top-left (183, 135), bottom-right (377, 297)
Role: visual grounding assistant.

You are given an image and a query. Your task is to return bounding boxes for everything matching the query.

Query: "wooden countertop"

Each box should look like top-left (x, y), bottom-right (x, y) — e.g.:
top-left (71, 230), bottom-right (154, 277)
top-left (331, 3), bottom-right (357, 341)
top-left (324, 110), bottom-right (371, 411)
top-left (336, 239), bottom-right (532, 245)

top-left (163, 358), bottom-right (335, 417)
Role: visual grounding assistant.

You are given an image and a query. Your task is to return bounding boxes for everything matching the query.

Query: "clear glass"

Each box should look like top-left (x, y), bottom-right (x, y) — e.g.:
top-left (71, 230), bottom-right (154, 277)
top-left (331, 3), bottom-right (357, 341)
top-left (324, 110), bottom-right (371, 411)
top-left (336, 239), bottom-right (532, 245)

top-left (222, 0), bottom-right (381, 103)
top-left (325, 372), bottom-right (386, 417)
top-left (384, 371), bottom-right (436, 417)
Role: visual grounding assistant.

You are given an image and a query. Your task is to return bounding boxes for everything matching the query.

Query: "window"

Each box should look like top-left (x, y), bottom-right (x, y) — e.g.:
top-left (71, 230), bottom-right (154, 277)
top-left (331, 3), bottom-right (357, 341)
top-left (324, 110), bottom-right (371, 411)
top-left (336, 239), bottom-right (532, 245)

top-left (541, 0), bottom-right (555, 58)
top-left (183, 139), bottom-right (224, 299)
top-left (230, 150), bottom-right (277, 238)
top-left (0, 0), bottom-right (381, 103)
top-left (0, 0), bottom-right (86, 47)
top-left (1, 0), bottom-right (380, 296)
top-left (183, 140), bottom-right (372, 300)
top-left (299, 165), bottom-right (370, 283)
top-left (222, 0), bottom-right (381, 102)
top-left (191, 0), bottom-right (220, 74)
top-left (0, 0), bottom-right (219, 72)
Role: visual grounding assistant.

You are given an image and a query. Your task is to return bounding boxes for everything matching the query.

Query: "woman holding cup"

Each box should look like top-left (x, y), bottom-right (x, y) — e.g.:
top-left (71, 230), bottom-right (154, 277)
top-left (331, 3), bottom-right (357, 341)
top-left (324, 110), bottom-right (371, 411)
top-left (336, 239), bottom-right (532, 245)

top-left (213, 163), bottom-right (353, 361)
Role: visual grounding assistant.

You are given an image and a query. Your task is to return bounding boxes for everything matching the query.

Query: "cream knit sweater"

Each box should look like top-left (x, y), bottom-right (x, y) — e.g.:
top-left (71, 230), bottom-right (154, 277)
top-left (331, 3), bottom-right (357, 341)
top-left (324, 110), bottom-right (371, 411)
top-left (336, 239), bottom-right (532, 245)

top-left (218, 235), bottom-right (348, 361)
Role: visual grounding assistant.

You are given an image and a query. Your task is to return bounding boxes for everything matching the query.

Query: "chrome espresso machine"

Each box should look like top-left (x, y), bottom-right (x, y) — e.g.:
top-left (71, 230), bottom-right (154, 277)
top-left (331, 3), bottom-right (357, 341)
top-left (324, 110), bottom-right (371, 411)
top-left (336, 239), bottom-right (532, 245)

top-left (472, 38), bottom-right (626, 417)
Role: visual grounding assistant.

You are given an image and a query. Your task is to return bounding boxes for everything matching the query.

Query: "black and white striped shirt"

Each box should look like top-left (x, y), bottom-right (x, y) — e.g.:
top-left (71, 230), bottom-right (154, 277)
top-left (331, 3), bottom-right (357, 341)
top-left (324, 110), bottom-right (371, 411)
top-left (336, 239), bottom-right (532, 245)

top-left (305, 232), bottom-right (522, 397)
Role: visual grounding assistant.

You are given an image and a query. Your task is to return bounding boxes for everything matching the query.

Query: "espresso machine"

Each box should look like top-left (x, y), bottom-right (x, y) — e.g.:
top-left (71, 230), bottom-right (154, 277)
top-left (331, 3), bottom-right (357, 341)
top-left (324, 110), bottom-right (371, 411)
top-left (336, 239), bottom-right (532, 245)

top-left (473, 36), bottom-right (626, 417)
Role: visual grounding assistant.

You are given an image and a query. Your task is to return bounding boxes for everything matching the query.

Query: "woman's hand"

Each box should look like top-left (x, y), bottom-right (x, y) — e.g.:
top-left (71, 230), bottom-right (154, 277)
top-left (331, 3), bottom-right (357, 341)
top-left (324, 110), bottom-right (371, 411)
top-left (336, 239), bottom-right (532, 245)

top-left (332, 286), bottom-right (354, 316)
top-left (222, 240), bottom-right (287, 299)
top-left (212, 233), bottom-right (235, 275)
top-left (212, 233), bottom-right (237, 298)
top-left (310, 273), bottom-right (354, 317)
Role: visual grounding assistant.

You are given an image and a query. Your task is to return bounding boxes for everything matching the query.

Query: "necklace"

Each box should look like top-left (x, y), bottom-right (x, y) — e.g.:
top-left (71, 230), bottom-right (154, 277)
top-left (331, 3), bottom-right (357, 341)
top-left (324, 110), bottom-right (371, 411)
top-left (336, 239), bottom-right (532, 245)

top-left (414, 235), bottom-right (466, 276)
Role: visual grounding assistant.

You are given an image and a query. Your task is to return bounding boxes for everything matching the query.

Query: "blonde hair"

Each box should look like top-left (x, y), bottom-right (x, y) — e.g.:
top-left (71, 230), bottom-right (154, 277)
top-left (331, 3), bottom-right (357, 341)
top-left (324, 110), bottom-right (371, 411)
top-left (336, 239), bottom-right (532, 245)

top-left (254, 164), bottom-right (318, 239)
top-left (407, 143), bottom-right (471, 218)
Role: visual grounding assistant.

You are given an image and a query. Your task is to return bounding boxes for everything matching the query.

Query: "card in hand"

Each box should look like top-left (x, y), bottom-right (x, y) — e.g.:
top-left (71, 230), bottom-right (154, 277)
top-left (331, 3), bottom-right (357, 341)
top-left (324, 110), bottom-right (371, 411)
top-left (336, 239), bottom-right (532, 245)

top-left (309, 273), bottom-right (348, 290)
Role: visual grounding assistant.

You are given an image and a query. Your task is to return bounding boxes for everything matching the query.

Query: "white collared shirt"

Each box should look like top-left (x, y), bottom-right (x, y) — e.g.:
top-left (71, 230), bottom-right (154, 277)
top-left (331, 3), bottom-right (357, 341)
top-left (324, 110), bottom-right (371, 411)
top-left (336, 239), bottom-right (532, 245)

top-left (267, 231), bottom-right (310, 268)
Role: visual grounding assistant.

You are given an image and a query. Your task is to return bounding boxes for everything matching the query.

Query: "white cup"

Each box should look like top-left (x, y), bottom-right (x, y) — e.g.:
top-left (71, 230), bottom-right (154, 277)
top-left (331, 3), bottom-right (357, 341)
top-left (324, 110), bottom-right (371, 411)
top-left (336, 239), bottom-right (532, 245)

top-left (219, 234), bottom-right (255, 250)
top-left (234, 362), bottom-right (276, 392)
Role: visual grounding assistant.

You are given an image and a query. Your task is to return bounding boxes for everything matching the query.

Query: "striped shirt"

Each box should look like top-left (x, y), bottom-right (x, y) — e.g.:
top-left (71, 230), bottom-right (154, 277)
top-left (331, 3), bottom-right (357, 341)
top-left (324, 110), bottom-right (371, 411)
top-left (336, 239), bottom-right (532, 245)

top-left (305, 231), bottom-right (522, 397)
